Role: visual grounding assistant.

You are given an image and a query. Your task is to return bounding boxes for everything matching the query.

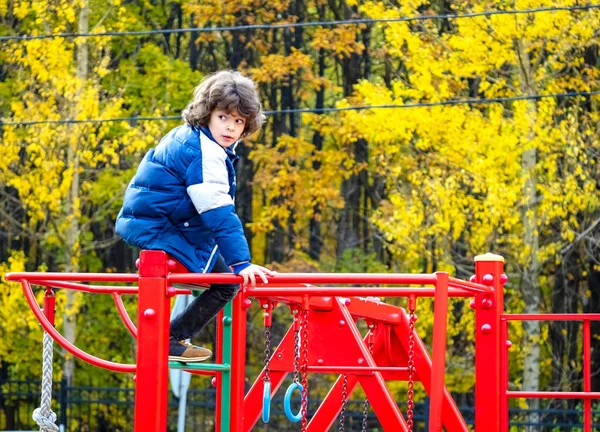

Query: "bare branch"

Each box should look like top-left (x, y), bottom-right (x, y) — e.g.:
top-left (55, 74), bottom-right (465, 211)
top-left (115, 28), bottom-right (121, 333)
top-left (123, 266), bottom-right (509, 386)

top-left (560, 216), bottom-right (600, 255)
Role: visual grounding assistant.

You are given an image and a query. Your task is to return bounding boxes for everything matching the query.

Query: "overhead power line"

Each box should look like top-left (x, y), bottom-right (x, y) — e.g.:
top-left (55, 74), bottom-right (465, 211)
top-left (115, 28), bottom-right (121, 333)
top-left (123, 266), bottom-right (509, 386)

top-left (2, 90), bottom-right (599, 127)
top-left (1, 4), bottom-right (599, 42)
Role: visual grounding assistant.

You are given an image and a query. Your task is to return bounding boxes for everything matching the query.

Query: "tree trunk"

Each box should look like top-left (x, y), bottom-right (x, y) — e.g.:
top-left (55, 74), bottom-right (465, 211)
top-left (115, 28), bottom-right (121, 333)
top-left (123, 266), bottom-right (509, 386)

top-left (283, 4), bottom-right (301, 253)
top-left (336, 12), bottom-right (369, 263)
top-left (63, 0), bottom-right (88, 387)
top-left (265, 76), bottom-right (285, 263)
top-left (235, 139), bottom-right (253, 257)
top-left (264, 27), bottom-right (286, 264)
top-left (360, 25), bottom-right (372, 259)
top-left (589, 264), bottom-right (600, 391)
top-left (175, 3), bottom-right (182, 59)
top-left (549, 258), bottom-right (567, 418)
top-left (229, 20), bottom-right (254, 256)
top-left (309, 46), bottom-right (325, 261)
top-left (515, 37), bottom-right (541, 430)
top-left (188, 14), bottom-right (199, 71)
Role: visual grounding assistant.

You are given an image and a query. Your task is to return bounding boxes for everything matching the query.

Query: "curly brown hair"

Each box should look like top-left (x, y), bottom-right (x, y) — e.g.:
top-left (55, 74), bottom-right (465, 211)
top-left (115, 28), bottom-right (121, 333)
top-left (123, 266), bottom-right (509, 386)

top-left (182, 70), bottom-right (264, 138)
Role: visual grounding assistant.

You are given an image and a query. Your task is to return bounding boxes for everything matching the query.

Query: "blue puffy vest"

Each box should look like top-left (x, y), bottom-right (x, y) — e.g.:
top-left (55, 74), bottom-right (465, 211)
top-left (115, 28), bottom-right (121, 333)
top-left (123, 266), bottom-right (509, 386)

top-left (116, 125), bottom-right (251, 273)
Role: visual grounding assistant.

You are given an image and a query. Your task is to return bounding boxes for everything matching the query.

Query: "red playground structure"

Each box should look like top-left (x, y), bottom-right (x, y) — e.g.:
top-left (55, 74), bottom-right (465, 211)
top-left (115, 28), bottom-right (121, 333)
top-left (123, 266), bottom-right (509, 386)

top-left (6, 252), bottom-right (600, 431)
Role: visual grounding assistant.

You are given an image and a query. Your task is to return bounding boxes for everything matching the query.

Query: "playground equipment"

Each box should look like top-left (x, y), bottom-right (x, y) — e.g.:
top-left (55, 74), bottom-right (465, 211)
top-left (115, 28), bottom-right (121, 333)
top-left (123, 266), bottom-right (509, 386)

top-left (6, 252), bottom-right (600, 431)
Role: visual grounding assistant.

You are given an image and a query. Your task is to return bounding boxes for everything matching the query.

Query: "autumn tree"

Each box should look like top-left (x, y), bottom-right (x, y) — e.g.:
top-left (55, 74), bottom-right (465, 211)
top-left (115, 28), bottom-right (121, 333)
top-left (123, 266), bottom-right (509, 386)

top-left (338, 0), bottom-right (600, 411)
top-left (1, 4), bottom-right (600, 427)
top-left (0, 0), bottom-right (164, 383)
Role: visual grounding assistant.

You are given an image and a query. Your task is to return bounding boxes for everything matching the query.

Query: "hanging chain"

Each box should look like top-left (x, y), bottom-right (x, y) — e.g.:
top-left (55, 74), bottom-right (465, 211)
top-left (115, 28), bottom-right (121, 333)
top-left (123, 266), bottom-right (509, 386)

top-left (361, 325), bottom-right (375, 432)
top-left (293, 325), bottom-right (300, 384)
top-left (338, 374), bottom-right (348, 431)
top-left (300, 308), bottom-right (310, 432)
top-left (406, 308), bottom-right (417, 432)
top-left (361, 397), bottom-right (370, 432)
top-left (263, 326), bottom-right (271, 384)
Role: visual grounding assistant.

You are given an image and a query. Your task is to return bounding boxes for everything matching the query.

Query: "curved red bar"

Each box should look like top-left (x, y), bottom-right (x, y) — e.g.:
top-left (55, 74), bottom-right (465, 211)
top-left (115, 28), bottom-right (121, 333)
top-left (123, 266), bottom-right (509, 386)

top-left (20, 279), bottom-right (136, 373)
top-left (112, 293), bottom-right (138, 338)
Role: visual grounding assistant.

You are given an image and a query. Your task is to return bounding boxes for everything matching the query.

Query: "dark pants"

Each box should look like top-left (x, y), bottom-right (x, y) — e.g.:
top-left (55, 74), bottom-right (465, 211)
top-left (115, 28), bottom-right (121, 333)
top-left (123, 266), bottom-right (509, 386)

top-left (169, 254), bottom-right (239, 341)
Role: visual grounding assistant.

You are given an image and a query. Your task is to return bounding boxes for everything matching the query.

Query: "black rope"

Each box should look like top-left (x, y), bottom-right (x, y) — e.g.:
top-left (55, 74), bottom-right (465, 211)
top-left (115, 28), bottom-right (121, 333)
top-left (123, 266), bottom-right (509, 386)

top-left (1, 4), bottom-right (598, 42)
top-left (3, 90), bottom-right (599, 127)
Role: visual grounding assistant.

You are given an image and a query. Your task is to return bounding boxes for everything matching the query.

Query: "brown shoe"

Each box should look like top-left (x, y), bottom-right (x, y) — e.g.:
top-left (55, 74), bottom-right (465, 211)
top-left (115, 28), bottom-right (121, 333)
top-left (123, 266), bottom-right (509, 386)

top-left (169, 340), bottom-right (212, 363)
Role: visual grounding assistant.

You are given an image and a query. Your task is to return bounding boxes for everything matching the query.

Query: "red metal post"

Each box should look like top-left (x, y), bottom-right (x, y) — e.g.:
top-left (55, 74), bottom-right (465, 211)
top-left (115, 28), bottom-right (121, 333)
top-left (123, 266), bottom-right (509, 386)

top-left (583, 319), bottom-right (591, 432)
top-left (391, 324), bottom-right (468, 431)
top-left (230, 291), bottom-right (247, 432)
top-left (474, 253), bottom-right (505, 431)
top-left (429, 272), bottom-right (449, 431)
top-left (215, 309), bottom-right (224, 432)
top-left (500, 317), bottom-right (509, 431)
top-left (134, 250), bottom-right (171, 432)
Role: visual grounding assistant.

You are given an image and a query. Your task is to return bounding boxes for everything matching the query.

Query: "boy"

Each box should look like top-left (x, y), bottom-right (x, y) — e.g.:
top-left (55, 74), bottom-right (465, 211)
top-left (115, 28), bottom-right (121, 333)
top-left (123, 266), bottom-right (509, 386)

top-left (116, 70), bottom-right (274, 363)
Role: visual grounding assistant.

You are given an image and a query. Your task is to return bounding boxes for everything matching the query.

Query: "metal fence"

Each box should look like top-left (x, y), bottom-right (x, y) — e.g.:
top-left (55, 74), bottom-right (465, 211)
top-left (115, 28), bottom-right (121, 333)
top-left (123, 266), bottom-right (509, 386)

top-left (1, 379), bottom-right (599, 431)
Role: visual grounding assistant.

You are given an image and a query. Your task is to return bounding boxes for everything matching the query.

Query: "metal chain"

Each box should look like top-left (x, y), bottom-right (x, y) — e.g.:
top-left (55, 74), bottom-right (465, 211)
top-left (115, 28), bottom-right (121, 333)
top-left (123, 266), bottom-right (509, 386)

top-left (300, 309), bottom-right (309, 432)
top-left (263, 326), bottom-right (271, 384)
top-left (293, 328), bottom-right (300, 384)
top-left (361, 327), bottom-right (375, 432)
top-left (361, 398), bottom-right (370, 432)
top-left (338, 374), bottom-right (348, 431)
top-left (406, 309), bottom-right (417, 432)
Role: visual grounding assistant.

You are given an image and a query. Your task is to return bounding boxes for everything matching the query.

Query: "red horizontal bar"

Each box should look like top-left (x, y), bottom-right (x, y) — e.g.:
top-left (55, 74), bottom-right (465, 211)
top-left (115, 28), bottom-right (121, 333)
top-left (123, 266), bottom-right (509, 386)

top-left (306, 366), bottom-right (409, 375)
top-left (503, 314), bottom-right (600, 321)
top-left (508, 391), bottom-right (600, 399)
top-left (36, 280), bottom-right (138, 294)
top-left (186, 369), bottom-right (217, 376)
top-left (448, 277), bottom-right (492, 294)
top-left (174, 289), bottom-right (192, 295)
top-left (250, 295), bottom-right (334, 310)
top-left (169, 273), bottom-right (438, 285)
top-left (244, 287), bottom-right (472, 298)
top-left (274, 288), bottom-right (470, 298)
top-left (6, 272), bottom-right (139, 283)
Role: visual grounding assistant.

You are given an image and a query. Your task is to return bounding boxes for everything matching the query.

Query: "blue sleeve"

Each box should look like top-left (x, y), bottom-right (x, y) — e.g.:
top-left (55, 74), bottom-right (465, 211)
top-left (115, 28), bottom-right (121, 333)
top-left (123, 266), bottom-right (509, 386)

top-left (199, 205), bottom-right (252, 269)
top-left (231, 262), bottom-right (252, 274)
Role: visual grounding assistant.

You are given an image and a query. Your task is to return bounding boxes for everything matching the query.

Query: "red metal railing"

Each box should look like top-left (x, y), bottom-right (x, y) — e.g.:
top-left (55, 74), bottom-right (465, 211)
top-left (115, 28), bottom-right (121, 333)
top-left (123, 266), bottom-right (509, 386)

top-left (5, 251), bottom-right (499, 432)
top-left (16, 253), bottom-right (596, 431)
top-left (167, 269), bottom-right (486, 431)
top-left (501, 313), bottom-right (600, 432)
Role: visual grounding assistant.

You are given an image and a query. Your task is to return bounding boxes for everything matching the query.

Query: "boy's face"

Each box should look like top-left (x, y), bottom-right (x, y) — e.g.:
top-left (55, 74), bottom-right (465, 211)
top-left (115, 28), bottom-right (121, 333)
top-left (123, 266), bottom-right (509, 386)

top-left (208, 109), bottom-right (246, 148)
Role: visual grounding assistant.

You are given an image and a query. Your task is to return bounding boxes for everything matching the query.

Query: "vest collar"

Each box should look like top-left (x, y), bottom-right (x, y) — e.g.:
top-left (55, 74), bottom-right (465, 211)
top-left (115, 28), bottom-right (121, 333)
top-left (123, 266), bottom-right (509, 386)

top-left (199, 126), bottom-right (240, 162)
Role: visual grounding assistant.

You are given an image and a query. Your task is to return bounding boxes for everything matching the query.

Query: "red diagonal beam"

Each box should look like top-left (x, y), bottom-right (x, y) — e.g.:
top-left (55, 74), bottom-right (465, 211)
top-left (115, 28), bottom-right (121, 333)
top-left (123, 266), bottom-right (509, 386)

top-left (308, 328), bottom-right (386, 430)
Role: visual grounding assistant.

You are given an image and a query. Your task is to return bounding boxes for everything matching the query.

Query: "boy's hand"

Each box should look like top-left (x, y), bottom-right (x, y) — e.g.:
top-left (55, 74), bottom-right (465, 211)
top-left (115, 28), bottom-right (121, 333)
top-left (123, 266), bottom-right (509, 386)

top-left (238, 264), bottom-right (276, 288)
